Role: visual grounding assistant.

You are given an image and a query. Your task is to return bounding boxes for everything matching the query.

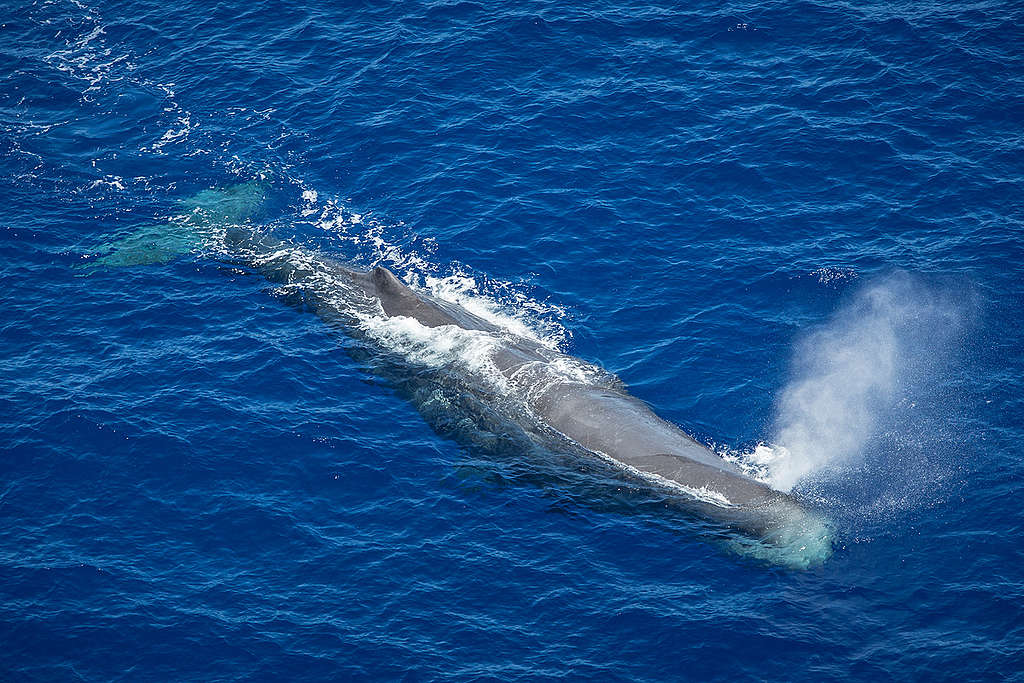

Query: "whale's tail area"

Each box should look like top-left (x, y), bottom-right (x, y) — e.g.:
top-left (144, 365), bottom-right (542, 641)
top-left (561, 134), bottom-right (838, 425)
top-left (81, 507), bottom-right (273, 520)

top-left (85, 181), bottom-right (267, 268)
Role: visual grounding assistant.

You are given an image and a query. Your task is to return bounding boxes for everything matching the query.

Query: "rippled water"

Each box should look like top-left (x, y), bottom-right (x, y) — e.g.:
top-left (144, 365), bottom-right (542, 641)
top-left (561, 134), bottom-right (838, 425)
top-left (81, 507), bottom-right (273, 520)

top-left (2, 0), bottom-right (1023, 679)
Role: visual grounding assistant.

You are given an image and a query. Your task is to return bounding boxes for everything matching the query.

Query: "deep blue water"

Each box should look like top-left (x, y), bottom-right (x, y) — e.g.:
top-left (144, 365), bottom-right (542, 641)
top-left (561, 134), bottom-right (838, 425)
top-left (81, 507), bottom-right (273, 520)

top-left (3, 0), bottom-right (1024, 679)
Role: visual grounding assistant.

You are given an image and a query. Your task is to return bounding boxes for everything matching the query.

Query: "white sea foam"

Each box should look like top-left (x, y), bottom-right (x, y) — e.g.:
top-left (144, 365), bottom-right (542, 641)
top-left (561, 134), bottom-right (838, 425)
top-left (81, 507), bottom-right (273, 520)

top-left (356, 313), bottom-right (510, 390)
top-left (85, 175), bottom-right (126, 191)
top-left (149, 113), bottom-right (198, 153)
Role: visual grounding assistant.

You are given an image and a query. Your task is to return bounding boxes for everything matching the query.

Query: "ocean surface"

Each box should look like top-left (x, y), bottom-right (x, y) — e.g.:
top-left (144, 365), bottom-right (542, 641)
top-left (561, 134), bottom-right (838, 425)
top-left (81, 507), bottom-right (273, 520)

top-left (2, 0), bottom-right (1023, 679)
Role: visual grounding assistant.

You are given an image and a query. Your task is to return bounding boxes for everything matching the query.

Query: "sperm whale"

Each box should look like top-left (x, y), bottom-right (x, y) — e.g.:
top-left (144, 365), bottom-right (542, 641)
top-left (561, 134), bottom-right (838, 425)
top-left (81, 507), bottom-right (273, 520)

top-left (352, 265), bottom-right (827, 542)
top-left (91, 181), bottom-right (833, 565)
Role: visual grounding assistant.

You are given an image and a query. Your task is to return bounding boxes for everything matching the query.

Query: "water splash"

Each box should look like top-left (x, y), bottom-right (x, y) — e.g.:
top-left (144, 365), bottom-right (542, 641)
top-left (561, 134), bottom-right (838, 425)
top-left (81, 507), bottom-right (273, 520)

top-left (766, 272), bottom-right (968, 492)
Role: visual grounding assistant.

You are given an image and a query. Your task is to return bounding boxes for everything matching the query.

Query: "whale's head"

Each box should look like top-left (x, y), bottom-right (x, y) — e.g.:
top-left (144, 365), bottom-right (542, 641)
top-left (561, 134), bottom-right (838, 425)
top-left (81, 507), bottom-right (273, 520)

top-left (727, 498), bottom-right (834, 569)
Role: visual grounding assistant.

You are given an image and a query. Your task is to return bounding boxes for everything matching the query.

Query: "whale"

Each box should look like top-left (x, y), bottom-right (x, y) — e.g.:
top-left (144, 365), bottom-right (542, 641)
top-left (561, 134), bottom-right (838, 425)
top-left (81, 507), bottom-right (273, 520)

top-left (89, 181), bottom-right (833, 566)
top-left (352, 266), bottom-right (829, 549)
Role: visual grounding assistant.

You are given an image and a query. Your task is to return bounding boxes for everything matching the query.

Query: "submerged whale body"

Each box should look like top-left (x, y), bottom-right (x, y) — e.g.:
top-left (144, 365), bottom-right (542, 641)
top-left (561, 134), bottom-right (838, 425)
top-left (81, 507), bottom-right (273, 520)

top-left (91, 182), bottom-right (833, 567)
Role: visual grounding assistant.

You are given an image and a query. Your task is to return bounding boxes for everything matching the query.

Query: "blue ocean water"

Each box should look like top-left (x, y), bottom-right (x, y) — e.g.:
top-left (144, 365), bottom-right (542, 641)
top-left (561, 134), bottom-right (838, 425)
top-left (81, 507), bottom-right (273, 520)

top-left (2, 0), bottom-right (1023, 678)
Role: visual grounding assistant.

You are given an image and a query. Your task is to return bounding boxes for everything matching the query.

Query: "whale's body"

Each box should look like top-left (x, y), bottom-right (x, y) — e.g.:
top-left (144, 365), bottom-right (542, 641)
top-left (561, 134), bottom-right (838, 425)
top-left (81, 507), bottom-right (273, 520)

top-left (354, 266), bottom-right (816, 532)
top-left (92, 182), bottom-right (832, 565)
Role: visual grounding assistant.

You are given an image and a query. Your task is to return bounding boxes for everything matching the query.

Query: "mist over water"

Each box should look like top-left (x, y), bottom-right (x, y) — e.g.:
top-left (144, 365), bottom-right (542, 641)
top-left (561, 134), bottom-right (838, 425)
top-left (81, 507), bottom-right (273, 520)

top-left (765, 273), bottom-right (970, 493)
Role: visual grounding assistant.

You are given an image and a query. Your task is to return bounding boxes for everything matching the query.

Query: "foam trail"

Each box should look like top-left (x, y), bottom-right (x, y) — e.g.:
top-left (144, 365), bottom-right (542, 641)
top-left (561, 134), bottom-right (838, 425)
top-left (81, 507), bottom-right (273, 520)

top-left (766, 273), bottom-right (965, 492)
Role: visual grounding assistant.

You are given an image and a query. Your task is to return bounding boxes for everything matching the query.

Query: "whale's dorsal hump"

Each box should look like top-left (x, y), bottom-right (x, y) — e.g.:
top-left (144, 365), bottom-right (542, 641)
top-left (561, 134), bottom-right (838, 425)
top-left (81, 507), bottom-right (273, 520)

top-left (370, 266), bottom-right (459, 328)
top-left (372, 266), bottom-right (410, 296)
